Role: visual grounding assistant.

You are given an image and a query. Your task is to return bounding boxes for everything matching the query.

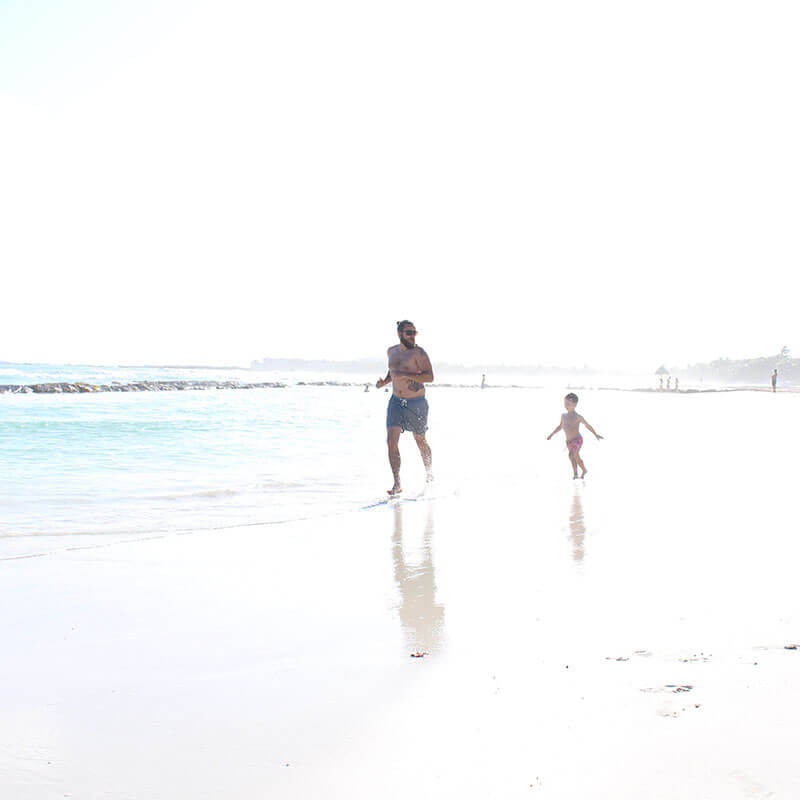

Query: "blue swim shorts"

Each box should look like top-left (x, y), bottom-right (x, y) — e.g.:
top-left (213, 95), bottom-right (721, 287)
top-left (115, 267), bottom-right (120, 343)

top-left (386, 395), bottom-right (429, 435)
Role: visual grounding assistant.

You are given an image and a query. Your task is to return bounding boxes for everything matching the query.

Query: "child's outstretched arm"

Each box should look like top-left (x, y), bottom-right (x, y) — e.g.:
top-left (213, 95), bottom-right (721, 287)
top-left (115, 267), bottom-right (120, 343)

top-left (546, 422), bottom-right (562, 440)
top-left (580, 416), bottom-right (603, 440)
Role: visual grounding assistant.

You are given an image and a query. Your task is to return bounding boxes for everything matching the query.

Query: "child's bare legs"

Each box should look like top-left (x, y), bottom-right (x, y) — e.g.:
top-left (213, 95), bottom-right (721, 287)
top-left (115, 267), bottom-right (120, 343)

top-left (568, 452), bottom-right (578, 478)
top-left (568, 446), bottom-right (587, 478)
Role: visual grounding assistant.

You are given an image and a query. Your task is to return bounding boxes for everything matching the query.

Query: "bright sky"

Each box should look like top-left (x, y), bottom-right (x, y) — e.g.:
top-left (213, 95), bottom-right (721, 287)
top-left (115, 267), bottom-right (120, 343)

top-left (2, 0), bottom-right (798, 369)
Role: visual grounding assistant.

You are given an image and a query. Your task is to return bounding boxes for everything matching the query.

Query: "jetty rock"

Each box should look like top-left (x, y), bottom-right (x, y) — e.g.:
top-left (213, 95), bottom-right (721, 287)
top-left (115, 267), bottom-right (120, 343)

top-left (1, 380), bottom-right (289, 395)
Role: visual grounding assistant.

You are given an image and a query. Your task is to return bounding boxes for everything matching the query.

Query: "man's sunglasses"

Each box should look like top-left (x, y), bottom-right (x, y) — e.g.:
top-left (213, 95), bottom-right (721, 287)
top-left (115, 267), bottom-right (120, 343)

top-left (402, 330), bottom-right (418, 336)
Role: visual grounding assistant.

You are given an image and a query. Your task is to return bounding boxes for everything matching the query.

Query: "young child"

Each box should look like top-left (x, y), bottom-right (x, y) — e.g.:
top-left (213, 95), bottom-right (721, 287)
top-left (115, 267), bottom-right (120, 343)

top-left (546, 393), bottom-right (603, 478)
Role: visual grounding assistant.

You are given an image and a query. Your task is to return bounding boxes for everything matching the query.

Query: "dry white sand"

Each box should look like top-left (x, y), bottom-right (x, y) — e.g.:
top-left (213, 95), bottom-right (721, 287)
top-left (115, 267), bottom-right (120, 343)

top-left (3, 391), bottom-right (800, 798)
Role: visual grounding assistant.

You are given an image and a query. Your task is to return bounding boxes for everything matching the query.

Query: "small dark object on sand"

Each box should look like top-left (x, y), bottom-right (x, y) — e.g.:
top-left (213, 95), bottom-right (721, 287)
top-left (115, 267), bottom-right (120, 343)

top-left (410, 652), bottom-right (428, 658)
top-left (785, 644), bottom-right (799, 650)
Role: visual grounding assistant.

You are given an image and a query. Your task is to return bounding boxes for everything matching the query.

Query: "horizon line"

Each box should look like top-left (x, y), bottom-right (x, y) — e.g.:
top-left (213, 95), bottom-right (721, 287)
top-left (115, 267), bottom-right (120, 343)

top-left (2, 357), bottom-right (637, 372)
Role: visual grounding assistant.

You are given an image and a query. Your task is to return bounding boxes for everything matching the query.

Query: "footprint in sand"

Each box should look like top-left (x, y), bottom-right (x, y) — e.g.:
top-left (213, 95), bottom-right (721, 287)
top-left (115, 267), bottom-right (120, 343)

top-left (640, 685), bottom-right (698, 718)
top-left (679, 653), bottom-right (711, 662)
top-left (605, 650), bottom-right (651, 661)
top-left (730, 770), bottom-right (775, 798)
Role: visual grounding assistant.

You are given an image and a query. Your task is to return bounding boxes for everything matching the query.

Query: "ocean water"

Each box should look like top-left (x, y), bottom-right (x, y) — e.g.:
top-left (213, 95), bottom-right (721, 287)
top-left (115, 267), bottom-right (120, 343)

top-left (2, 363), bottom-right (792, 561)
top-left (0, 362), bottom-right (363, 388)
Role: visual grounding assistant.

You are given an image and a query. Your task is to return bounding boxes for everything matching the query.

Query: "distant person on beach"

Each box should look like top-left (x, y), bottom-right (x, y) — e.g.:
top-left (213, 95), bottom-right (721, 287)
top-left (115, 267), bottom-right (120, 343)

top-left (666, 376), bottom-right (672, 390)
top-left (481, 374), bottom-right (486, 389)
top-left (675, 377), bottom-right (679, 391)
top-left (772, 369), bottom-right (778, 392)
top-left (659, 376), bottom-right (663, 390)
top-left (546, 393), bottom-right (603, 479)
top-left (376, 320), bottom-right (434, 495)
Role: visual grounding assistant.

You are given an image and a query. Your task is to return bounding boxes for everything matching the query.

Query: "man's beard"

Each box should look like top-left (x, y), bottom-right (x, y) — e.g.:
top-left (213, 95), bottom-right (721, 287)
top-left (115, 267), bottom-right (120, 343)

top-left (401, 336), bottom-right (416, 348)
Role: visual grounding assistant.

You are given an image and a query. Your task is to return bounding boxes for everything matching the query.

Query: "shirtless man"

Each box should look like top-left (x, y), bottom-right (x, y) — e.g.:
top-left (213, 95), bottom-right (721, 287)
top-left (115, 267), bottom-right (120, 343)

top-left (376, 320), bottom-right (434, 495)
top-left (546, 392), bottom-right (603, 479)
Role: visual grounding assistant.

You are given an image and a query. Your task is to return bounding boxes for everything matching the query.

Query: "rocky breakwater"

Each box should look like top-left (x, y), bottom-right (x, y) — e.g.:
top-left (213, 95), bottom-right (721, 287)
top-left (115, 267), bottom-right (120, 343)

top-left (0, 380), bottom-right (287, 395)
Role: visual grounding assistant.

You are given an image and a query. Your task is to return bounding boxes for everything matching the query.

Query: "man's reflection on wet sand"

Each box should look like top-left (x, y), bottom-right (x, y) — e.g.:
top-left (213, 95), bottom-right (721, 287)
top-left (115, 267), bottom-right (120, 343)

top-left (391, 502), bottom-right (445, 654)
top-left (569, 487), bottom-right (586, 563)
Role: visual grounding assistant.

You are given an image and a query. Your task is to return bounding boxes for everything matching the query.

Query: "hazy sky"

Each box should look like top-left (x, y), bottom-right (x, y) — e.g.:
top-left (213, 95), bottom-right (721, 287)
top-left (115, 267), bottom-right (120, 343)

top-left (2, 1), bottom-right (798, 369)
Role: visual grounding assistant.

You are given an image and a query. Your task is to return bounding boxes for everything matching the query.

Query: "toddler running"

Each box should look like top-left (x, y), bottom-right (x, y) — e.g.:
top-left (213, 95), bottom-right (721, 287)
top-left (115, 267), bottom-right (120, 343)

top-left (546, 393), bottom-right (603, 478)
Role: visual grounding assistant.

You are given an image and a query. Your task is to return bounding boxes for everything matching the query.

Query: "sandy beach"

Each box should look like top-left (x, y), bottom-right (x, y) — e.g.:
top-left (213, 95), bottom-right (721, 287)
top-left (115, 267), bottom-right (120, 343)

top-left (3, 387), bottom-right (800, 799)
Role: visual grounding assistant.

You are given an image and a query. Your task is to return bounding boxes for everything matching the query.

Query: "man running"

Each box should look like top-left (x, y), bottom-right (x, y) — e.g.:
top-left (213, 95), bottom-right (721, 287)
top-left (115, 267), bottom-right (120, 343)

top-left (376, 320), bottom-right (434, 495)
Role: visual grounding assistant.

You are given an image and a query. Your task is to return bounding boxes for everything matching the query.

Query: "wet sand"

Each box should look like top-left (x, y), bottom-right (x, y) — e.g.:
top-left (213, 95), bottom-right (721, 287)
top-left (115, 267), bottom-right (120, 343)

top-left (2, 390), bottom-right (800, 798)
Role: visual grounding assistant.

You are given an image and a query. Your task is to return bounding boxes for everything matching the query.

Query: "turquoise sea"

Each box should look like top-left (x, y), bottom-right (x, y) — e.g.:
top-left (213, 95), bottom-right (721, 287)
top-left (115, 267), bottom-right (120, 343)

top-left (1, 364), bottom-right (390, 551)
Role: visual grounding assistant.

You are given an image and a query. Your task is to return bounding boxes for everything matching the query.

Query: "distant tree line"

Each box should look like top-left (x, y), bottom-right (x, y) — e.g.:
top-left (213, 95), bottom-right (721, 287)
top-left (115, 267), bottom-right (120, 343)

top-left (681, 347), bottom-right (794, 384)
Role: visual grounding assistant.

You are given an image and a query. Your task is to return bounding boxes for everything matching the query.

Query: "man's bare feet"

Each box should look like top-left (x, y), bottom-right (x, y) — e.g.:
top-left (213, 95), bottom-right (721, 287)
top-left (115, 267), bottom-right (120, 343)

top-left (387, 485), bottom-right (402, 496)
top-left (581, 470), bottom-right (587, 478)
top-left (572, 474), bottom-right (580, 479)
top-left (426, 472), bottom-right (434, 483)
